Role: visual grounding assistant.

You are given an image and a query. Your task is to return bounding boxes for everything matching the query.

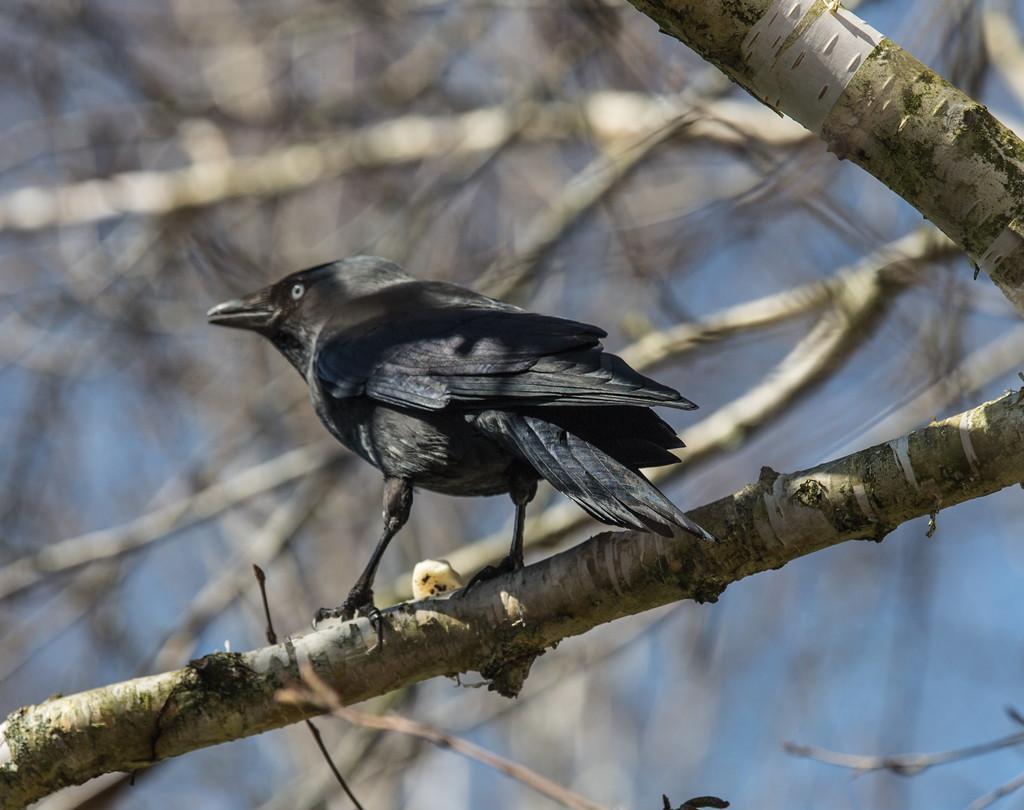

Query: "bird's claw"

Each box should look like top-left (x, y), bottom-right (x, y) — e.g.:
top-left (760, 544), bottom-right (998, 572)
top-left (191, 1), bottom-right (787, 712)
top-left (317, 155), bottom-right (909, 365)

top-left (454, 554), bottom-right (522, 598)
top-left (363, 604), bottom-right (386, 647)
top-left (313, 593), bottom-right (387, 647)
top-left (313, 604), bottom-right (345, 624)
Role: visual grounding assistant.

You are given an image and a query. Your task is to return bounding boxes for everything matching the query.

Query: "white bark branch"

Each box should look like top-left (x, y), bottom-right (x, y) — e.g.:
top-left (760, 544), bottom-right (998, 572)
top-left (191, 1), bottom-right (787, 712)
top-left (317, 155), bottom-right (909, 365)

top-left (626, 0), bottom-right (1024, 314)
top-left (4, 390), bottom-right (1024, 808)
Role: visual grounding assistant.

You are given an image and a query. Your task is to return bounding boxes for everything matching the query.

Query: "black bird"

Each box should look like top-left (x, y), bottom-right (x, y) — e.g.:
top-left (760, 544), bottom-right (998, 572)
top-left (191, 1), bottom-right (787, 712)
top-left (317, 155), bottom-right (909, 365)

top-left (208, 257), bottom-right (713, 624)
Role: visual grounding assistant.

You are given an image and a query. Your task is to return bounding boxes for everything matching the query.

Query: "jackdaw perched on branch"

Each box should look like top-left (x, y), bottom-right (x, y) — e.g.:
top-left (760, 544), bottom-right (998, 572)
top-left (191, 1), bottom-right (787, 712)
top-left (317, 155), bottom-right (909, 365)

top-left (208, 257), bottom-right (713, 627)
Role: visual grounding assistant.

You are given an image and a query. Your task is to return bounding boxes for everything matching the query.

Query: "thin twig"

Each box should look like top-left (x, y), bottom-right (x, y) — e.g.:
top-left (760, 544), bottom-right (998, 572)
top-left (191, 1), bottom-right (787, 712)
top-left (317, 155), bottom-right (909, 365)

top-left (967, 769), bottom-right (1024, 810)
top-left (302, 717), bottom-right (367, 810)
top-left (253, 565), bottom-right (277, 645)
top-left (253, 568), bottom-right (367, 810)
top-left (784, 728), bottom-right (1024, 776)
top-left (280, 667), bottom-right (612, 810)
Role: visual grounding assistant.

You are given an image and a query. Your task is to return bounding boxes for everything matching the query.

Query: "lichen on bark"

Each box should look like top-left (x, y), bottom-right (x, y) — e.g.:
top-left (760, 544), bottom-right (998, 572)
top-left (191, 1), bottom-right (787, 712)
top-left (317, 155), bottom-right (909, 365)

top-left (823, 41), bottom-right (1024, 260)
top-left (627, 0), bottom-right (773, 84)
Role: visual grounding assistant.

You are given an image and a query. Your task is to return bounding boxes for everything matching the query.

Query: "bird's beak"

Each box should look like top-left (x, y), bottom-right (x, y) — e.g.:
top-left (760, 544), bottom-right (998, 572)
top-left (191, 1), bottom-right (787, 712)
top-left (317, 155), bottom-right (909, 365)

top-left (206, 289), bottom-right (276, 331)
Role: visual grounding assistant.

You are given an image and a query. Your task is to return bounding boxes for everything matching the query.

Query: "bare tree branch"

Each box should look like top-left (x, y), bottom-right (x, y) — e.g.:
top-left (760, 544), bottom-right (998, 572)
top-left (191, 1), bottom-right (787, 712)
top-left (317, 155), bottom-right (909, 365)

top-left (0, 94), bottom-right (802, 233)
top-left (281, 666), bottom-right (612, 810)
top-left (625, 0), bottom-right (1024, 313)
top-left (786, 720), bottom-right (1024, 810)
top-left (969, 771), bottom-right (1024, 810)
top-left (784, 728), bottom-right (1024, 776)
top-left (3, 389), bottom-right (1024, 807)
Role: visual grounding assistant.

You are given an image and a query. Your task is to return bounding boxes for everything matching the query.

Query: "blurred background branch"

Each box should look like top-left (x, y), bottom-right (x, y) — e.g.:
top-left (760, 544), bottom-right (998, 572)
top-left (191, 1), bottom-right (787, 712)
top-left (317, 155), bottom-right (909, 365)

top-left (1, 1), bottom-right (1022, 809)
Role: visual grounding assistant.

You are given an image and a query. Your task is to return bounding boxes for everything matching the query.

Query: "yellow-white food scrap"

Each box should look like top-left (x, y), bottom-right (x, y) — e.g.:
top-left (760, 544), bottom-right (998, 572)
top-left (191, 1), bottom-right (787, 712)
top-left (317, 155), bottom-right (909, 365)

top-left (411, 559), bottom-right (464, 600)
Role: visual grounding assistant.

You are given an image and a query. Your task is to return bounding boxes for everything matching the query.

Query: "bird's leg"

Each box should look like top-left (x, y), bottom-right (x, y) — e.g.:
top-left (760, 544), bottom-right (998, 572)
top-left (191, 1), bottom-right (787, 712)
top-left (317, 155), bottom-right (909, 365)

top-left (507, 495), bottom-right (528, 570)
top-left (314, 477), bottom-right (412, 645)
top-left (457, 468), bottom-right (537, 596)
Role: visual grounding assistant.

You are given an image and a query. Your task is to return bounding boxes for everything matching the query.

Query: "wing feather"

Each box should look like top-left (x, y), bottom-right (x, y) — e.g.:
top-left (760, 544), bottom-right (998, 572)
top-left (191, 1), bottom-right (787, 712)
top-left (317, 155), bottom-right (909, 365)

top-left (315, 305), bottom-right (696, 412)
top-left (472, 410), bottom-right (715, 540)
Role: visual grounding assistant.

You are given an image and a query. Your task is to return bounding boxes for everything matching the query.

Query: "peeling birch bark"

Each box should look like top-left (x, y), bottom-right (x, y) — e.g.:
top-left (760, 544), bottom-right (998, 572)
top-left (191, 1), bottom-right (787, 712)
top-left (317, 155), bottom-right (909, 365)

top-left (4, 391), bottom-right (1024, 808)
top-left (627, 0), bottom-right (1024, 314)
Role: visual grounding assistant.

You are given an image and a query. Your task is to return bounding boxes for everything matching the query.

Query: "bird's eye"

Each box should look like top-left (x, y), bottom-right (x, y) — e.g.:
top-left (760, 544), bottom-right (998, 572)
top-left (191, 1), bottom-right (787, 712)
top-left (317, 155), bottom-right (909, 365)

top-left (290, 283), bottom-right (305, 300)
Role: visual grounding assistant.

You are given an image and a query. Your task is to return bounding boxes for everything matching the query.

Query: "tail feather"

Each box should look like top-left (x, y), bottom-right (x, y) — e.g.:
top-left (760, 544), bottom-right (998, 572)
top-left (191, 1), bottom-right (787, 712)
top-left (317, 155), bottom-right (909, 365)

top-left (524, 405), bottom-right (685, 470)
top-left (473, 410), bottom-right (715, 541)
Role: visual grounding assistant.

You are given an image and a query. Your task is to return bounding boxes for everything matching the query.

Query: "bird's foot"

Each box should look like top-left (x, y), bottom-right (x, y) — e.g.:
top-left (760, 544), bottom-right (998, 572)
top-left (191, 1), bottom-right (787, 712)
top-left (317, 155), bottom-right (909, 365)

top-left (313, 588), bottom-right (387, 646)
top-left (454, 554), bottom-right (523, 598)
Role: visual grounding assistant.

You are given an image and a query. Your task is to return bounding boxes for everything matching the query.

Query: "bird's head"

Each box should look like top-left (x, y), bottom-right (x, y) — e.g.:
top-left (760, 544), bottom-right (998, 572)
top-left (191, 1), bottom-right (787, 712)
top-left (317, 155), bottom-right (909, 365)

top-left (207, 256), bottom-right (411, 372)
top-left (207, 256), bottom-right (410, 334)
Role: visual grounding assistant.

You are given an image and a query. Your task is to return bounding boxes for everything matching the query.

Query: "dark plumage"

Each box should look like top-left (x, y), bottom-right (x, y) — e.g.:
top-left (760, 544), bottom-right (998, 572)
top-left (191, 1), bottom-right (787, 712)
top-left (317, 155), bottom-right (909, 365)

top-left (207, 256), bottom-right (713, 624)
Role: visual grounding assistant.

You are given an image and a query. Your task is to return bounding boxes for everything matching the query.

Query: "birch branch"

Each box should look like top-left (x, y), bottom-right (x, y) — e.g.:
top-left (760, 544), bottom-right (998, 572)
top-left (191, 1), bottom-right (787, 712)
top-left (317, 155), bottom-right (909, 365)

top-left (624, 0), bottom-right (1024, 314)
top-left (982, 9), bottom-right (1024, 113)
top-left (4, 390), bottom-right (1024, 808)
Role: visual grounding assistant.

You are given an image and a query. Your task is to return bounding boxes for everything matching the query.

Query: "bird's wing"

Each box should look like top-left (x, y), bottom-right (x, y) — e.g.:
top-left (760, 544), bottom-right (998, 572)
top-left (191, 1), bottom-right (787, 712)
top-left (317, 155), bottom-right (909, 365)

top-left (315, 308), bottom-right (696, 411)
top-left (471, 410), bottom-right (714, 541)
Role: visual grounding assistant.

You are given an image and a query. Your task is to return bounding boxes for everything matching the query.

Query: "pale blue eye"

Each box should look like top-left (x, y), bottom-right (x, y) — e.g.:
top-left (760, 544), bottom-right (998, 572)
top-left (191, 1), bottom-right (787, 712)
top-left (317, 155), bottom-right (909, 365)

top-left (291, 283), bottom-right (305, 300)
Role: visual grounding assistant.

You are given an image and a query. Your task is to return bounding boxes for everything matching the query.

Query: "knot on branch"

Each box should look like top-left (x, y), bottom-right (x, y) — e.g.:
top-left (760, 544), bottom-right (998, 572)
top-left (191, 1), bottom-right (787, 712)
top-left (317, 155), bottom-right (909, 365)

top-left (188, 652), bottom-right (256, 695)
top-left (757, 465), bottom-right (780, 487)
top-left (481, 648), bottom-right (545, 698)
top-left (689, 577), bottom-right (726, 604)
top-left (791, 478), bottom-right (829, 508)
